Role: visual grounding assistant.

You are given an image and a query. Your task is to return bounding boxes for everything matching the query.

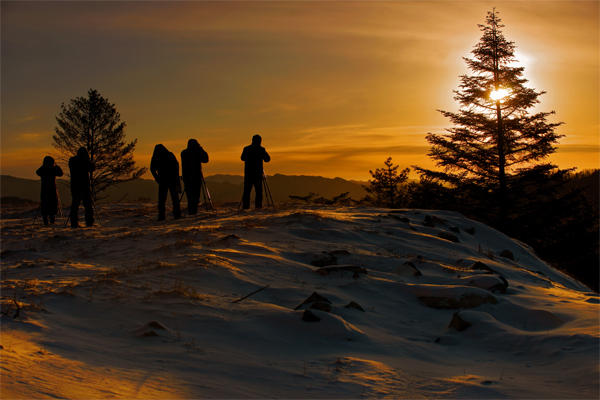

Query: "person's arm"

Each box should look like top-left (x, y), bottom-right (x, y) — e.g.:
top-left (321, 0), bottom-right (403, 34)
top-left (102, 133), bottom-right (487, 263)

top-left (180, 151), bottom-right (187, 181)
top-left (36, 167), bottom-right (43, 177)
top-left (55, 166), bottom-right (64, 177)
top-left (241, 147), bottom-right (247, 162)
top-left (263, 148), bottom-right (271, 163)
top-left (150, 157), bottom-right (159, 182)
top-left (200, 147), bottom-right (209, 163)
top-left (173, 154), bottom-right (180, 178)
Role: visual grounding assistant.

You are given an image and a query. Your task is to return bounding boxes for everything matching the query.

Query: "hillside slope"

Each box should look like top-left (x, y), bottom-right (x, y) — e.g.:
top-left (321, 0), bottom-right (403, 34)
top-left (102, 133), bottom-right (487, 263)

top-left (1, 174), bottom-right (367, 204)
top-left (1, 204), bottom-right (597, 399)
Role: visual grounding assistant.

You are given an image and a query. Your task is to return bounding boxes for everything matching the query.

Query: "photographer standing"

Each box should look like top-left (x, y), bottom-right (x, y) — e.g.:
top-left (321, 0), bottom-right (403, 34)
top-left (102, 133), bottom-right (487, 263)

top-left (151, 144), bottom-right (181, 221)
top-left (241, 135), bottom-right (270, 209)
top-left (181, 139), bottom-right (209, 215)
top-left (69, 147), bottom-right (94, 228)
top-left (36, 156), bottom-right (63, 225)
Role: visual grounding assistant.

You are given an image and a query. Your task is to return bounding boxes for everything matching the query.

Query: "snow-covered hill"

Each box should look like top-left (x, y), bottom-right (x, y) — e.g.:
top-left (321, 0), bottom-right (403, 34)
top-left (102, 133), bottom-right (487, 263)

top-left (1, 204), bottom-right (598, 398)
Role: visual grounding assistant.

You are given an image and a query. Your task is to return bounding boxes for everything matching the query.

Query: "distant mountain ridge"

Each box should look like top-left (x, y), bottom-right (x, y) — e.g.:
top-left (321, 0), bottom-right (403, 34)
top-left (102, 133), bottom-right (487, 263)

top-left (1, 174), bottom-right (368, 204)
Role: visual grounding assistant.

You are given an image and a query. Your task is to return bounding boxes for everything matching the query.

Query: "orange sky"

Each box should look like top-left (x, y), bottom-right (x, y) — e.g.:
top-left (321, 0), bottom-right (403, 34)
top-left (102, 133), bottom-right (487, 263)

top-left (2, 1), bottom-right (598, 181)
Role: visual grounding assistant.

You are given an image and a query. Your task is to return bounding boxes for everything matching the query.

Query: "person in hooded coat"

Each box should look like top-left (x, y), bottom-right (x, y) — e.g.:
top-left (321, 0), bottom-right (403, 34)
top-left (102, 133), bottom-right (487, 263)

top-left (36, 156), bottom-right (63, 225)
top-left (151, 144), bottom-right (181, 221)
top-left (181, 139), bottom-right (209, 215)
top-left (241, 135), bottom-right (270, 209)
top-left (69, 147), bottom-right (94, 228)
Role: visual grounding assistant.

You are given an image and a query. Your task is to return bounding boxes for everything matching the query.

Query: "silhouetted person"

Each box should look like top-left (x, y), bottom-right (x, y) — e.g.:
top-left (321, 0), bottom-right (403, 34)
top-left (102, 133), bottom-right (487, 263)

top-left (36, 156), bottom-right (63, 225)
top-left (181, 139), bottom-right (209, 215)
top-left (69, 147), bottom-right (94, 228)
top-left (241, 135), bottom-right (270, 209)
top-left (151, 144), bottom-right (181, 221)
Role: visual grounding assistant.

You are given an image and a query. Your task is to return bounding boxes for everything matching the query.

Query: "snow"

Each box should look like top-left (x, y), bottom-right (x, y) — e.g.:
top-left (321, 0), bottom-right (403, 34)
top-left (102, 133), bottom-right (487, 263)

top-left (1, 203), bottom-right (598, 399)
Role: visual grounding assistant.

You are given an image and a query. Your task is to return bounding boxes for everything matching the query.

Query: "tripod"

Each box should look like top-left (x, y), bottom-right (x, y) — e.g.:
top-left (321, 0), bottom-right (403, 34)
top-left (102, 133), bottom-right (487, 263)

top-left (237, 170), bottom-right (274, 209)
top-left (181, 174), bottom-right (214, 212)
top-left (262, 170), bottom-right (275, 207)
top-left (191, 174), bottom-right (215, 242)
top-left (200, 173), bottom-right (214, 212)
top-left (63, 195), bottom-right (103, 228)
top-left (57, 191), bottom-right (66, 226)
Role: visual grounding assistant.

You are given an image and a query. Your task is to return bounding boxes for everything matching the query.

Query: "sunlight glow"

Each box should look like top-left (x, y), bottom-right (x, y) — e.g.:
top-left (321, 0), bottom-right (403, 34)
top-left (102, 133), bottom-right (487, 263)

top-left (490, 89), bottom-right (509, 101)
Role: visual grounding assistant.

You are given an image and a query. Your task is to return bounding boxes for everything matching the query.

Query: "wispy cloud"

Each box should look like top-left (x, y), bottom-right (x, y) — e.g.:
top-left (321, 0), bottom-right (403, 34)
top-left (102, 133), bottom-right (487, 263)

top-left (19, 133), bottom-right (43, 141)
top-left (556, 144), bottom-right (600, 154)
top-left (11, 116), bottom-right (40, 124)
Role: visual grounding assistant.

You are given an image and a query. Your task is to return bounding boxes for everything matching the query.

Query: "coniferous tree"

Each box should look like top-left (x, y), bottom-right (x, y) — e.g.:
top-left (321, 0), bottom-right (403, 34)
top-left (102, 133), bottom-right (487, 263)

top-left (364, 157), bottom-right (409, 208)
top-left (53, 89), bottom-right (147, 200)
top-left (413, 10), bottom-right (565, 229)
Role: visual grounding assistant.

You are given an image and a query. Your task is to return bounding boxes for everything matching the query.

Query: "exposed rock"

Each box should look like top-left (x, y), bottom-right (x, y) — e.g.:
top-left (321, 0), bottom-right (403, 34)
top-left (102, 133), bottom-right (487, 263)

top-left (302, 309), bottom-right (321, 322)
top-left (449, 226), bottom-right (460, 233)
top-left (330, 250), bottom-right (351, 256)
top-left (418, 293), bottom-right (497, 309)
top-left (465, 227), bottom-right (476, 235)
top-left (344, 301), bottom-right (365, 312)
top-left (220, 234), bottom-right (240, 242)
top-left (396, 261), bottom-right (422, 276)
top-left (147, 321), bottom-right (168, 330)
top-left (131, 320), bottom-right (170, 338)
top-left (294, 292), bottom-right (332, 310)
top-left (409, 226), bottom-right (418, 232)
top-left (422, 215), bottom-right (435, 227)
top-left (309, 301), bottom-right (332, 313)
top-left (464, 275), bottom-right (509, 294)
top-left (448, 312), bottom-right (472, 331)
top-left (388, 214), bottom-right (410, 223)
top-left (315, 265), bottom-right (368, 276)
top-left (500, 250), bottom-right (514, 261)
top-left (468, 261), bottom-right (497, 275)
top-left (438, 232), bottom-right (460, 243)
top-left (489, 276), bottom-right (509, 294)
top-left (310, 253), bottom-right (337, 268)
top-left (432, 216), bottom-right (447, 225)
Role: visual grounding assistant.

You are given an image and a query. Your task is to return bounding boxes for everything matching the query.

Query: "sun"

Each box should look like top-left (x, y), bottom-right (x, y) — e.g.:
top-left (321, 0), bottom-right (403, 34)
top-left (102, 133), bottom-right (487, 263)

top-left (490, 88), bottom-right (510, 101)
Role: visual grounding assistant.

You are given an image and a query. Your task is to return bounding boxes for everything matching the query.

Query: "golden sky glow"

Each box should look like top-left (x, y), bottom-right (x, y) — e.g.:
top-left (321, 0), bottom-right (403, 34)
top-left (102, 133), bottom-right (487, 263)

top-left (2, 1), bottom-right (598, 181)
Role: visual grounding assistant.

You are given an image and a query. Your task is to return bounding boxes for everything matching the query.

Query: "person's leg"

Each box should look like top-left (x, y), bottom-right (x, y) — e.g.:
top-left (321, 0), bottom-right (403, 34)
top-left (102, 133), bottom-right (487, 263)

top-left (242, 176), bottom-right (253, 209)
top-left (254, 175), bottom-right (263, 209)
top-left (41, 193), bottom-right (54, 225)
top-left (82, 193), bottom-right (94, 227)
top-left (70, 193), bottom-right (81, 227)
top-left (169, 184), bottom-right (181, 219)
top-left (187, 182), bottom-right (201, 215)
top-left (50, 195), bottom-right (59, 223)
top-left (158, 184), bottom-right (168, 221)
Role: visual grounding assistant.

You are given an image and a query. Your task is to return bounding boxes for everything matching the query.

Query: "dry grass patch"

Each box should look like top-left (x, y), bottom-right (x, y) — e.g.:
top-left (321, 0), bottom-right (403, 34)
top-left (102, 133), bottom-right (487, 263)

top-left (151, 279), bottom-right (205, 301)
